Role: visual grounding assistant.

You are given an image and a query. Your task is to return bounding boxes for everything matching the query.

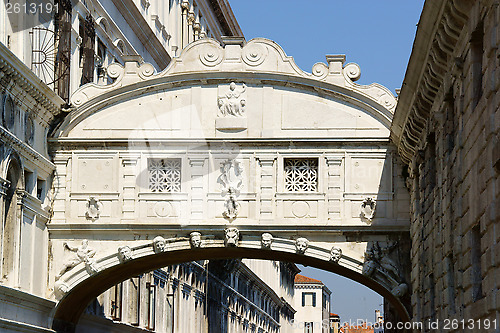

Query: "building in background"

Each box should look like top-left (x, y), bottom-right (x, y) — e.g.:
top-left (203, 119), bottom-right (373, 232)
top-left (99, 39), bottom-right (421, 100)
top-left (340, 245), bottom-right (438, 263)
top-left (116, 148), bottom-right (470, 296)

top-left (339, 322), bottom-right (374, 333)
top-left (91, 259), bottom-right (298, 333)
top-left (329, 313), bottom-right (340, 333)
top-left (391, 0), bottom-right (499, 329)
top-left (0, 0), bottom-right (242, 103)
top-left (294, 274), bottom-right (331, 333)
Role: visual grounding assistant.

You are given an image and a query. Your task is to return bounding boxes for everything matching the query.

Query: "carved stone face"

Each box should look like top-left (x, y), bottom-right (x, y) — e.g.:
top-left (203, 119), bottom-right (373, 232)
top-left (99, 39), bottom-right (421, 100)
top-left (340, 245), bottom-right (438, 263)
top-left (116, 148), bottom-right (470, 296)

top-left (391, 283), bottom-right (408, 298)
top-left (261, 233), bottom-right (273, 249)
top-left (153, 236), bottom-right (166, 253)
top-left (118, 246), bottom-right (132, 262)
top-left (295, 237), bottom-right (309, 254)
top-left (225, 228), bottom-right (239, 246)
top-left (229, 82), bottom-right (236, 91)
top-left (190, 232), bottom-right (202, 248)
top-left (330, 247), bottom-right (342, 263)
top-left (362, 260), bottom-right (377, 276)
top-left (54, 280), bottom-right (69, 300)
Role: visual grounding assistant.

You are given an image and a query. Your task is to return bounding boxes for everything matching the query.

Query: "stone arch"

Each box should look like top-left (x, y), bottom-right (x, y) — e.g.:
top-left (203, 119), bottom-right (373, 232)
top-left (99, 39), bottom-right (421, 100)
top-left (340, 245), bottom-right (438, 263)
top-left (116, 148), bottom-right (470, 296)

top-left (52, 235), bottom-right (410, 332)
top-left (1, 151), bottom-right (23, 284)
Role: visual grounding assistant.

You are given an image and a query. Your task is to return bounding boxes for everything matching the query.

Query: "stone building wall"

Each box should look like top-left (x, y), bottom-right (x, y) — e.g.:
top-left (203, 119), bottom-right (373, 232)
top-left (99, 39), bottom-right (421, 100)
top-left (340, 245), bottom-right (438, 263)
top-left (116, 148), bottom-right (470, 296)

top-left (392, 0), bottom-right (499, 330)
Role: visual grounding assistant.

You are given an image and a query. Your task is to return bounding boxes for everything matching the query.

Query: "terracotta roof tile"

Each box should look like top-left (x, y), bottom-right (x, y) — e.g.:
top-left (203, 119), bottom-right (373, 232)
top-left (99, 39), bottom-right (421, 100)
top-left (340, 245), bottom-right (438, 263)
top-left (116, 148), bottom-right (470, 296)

top-left (294, 274), bottom-right (323, 284)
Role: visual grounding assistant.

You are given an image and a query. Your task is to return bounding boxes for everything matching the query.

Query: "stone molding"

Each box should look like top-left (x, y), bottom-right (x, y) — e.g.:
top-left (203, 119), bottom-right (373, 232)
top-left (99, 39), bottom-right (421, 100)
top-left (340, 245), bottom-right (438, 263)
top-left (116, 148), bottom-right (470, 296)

top-left (62, 38), bottom-right (396, 137)
top-left (0, 126), bottom-right (55, 176)
top-left (52, 232), bottom-right (408, 321)
top-left (391, 0), bottom-right (472, 166)
top-left (0, 42), bottom-right (63, 117)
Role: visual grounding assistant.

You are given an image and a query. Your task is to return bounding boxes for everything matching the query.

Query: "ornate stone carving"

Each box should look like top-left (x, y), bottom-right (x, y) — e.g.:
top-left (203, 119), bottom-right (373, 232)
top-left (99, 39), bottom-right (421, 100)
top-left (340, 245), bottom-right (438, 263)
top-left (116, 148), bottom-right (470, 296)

top-left (295, 237), bottom-right (309, 254)
top-left (217, 82), bottom-right (246, 117)
top-left (117, 246), bottom-right (132, 262)
top-left (199, 44), bottom-right (224, 67)
top-left (57, 240), bottom-right (99, 279)
top-left (360, 197), bottom-right (376, 222)
top-left (391, 283), bottom-right (409, 298)
top-left (344, 63), bottom-right (361, 81)
top-left (190, 231), bottom-right (202, 248)
top-left (261, 233), bottom-right (273, 249)
top-left (153, 236), bottom-right (167, 253)
top-left (85, 197), bottom-right (103, 221)
top-left (224, 227), bottom-right (239, 247)
top-left (329, 246), bottom-right (342, 263)
top-left (54, 280), bottom-right (69, 300)
top-left (242, 43), bottom-right (268, 67)
top-left (362, 242), bottom-right (408, 298)
top-left (219, 159), bottom-right (243, 220)
top-left (311, 62), bottom-right (328, 79)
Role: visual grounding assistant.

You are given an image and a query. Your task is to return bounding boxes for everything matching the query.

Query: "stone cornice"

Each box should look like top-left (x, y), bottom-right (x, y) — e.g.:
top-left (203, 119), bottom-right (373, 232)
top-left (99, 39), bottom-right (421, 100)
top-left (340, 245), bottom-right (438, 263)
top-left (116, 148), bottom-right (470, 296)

top-left (110, 0), bottom-right (172, 70)
top-left (1, 126), bottom-right (55, 174)
top-left (0, 42), bottom-right (64, 117)
top-left (207, 0), bottom-right (243, 37)
top-left (391, 0), bottom-right (472, 166)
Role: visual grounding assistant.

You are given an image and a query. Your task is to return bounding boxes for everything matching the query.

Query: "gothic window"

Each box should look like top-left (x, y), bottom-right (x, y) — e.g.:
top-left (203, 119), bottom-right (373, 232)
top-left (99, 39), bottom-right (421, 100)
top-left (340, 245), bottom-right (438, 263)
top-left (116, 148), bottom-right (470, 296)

top-left (148, 159), bottom-right (181, 192)
top-left (284, 158), bottom-right (318, 192)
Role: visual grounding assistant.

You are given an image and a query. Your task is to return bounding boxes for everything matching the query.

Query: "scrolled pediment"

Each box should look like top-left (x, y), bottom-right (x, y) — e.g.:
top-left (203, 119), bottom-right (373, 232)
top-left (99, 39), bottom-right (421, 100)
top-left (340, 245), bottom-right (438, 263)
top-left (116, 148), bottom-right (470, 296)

top-left (70, 38), bottom-right (395, 112)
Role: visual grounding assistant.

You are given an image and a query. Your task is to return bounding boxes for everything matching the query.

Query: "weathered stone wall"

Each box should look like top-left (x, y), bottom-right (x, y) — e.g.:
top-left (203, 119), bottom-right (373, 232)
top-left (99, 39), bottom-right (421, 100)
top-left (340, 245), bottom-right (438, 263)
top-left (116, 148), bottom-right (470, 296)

top-left (397, 0), bottom-right (499, 330)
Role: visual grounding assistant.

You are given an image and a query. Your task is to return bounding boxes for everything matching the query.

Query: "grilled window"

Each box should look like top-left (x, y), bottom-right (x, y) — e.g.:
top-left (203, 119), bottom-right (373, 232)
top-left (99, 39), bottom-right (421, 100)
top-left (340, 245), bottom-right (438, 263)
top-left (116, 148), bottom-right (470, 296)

top-left (284, 158), bottom-right (318, 192)
top-left (148, 159), bottom-right (182, 192)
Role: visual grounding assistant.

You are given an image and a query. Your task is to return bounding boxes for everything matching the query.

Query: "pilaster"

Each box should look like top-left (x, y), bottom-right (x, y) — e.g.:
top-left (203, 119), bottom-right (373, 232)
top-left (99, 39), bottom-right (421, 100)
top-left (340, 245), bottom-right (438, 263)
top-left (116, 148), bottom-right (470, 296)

top-left (325, 156), bottom-right (343, 221)
top-left (257, 156), bottom-right (275, 220)
top-left (189, 158), bottom-right (205, 220)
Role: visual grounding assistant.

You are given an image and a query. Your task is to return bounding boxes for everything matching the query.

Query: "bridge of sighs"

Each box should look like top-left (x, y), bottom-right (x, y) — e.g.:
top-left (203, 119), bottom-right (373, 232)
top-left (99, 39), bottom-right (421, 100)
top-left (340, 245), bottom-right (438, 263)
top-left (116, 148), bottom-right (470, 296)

top-left (48, 37), bottom-right (411, 332)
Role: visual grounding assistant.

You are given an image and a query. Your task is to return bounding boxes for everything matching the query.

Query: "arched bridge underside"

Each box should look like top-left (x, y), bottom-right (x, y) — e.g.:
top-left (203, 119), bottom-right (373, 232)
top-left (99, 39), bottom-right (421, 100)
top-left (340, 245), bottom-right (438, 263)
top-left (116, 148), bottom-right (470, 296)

top-left (49, 37), bottom-right (411, 331)
top-left (52, 235), bottom-right (411, 332)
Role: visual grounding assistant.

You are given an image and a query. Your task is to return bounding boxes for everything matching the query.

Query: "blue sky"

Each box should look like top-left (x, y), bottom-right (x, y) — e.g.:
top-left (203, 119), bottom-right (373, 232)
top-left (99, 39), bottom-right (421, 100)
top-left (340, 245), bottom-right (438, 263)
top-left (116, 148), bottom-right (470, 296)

top-left (230, 0), bottom-right (425, 94)
top-left (229, 0), bottom-right (425, 324)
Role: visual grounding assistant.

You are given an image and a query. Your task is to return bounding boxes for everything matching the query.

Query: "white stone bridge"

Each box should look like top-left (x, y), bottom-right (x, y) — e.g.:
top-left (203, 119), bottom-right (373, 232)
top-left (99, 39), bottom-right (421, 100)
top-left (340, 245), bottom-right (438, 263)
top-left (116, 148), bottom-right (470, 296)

top-left (48, 37), bottom-right (411, 332)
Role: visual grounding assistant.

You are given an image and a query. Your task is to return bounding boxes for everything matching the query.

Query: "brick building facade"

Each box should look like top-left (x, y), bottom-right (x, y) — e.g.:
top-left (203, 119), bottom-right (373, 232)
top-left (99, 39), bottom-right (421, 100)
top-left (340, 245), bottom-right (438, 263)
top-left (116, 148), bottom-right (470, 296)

top-left (392, 0), bottom-right (499, 330)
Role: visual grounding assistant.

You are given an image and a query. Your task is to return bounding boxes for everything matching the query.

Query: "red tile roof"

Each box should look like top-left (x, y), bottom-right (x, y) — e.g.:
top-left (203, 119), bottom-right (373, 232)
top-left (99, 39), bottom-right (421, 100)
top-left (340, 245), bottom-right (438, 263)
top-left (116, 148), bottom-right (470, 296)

top-left (330, 313), bottom-right (339, 317)
top-left (294, 274), bottom-right (323, 284)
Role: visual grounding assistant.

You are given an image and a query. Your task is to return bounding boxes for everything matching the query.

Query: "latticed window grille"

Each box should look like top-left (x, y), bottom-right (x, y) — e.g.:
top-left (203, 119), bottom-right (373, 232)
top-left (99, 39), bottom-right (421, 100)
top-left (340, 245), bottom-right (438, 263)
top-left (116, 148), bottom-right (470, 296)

top-left (284, 158), bottom-right (318, 192)
top-left (148, 159), bottom-right (181, 192)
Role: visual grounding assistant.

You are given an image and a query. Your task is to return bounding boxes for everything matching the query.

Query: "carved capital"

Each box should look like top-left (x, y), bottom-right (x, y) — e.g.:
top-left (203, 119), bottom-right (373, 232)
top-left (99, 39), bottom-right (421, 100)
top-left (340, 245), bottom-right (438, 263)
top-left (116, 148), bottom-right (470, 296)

top-left (181, 0), bottom-right (190, 11)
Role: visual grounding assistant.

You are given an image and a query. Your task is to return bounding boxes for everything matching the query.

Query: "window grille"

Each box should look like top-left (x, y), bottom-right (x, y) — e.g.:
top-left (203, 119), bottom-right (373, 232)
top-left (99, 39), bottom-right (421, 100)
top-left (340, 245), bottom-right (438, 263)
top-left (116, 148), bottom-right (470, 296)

top-left (148, 159), bottom-right (181, 192)
top-left (284, 158), bottom-right (318, 192)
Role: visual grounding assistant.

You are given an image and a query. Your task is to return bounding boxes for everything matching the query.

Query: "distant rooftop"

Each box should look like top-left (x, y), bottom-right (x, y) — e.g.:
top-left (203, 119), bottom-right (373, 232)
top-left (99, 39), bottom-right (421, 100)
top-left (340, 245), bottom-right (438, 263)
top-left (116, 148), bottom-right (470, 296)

top-left (294, 274), bottom-right (323, 284)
